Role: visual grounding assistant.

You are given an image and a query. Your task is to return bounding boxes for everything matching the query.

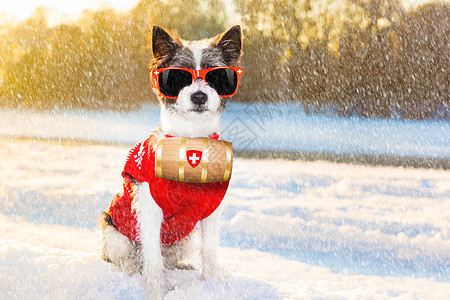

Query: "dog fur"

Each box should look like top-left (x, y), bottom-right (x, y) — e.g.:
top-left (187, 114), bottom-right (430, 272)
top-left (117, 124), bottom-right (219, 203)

top-left (99, 25), bottom-right (242, 299)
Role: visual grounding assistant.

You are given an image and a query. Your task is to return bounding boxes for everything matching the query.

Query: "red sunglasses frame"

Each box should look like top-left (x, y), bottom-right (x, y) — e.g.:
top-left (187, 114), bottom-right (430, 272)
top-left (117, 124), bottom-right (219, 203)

top-left (150, 66), bottom-right (243, 99)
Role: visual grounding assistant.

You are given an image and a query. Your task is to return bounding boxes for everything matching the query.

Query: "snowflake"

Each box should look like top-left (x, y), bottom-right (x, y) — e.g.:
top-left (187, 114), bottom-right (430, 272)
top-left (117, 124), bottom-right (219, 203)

top-left (134, 143), bottom-right (145, 170)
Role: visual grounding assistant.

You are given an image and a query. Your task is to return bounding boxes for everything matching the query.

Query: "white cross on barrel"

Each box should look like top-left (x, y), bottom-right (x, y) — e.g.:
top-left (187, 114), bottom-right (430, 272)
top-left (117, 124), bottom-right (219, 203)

top-left (188, 152), bottom-right (200, 164)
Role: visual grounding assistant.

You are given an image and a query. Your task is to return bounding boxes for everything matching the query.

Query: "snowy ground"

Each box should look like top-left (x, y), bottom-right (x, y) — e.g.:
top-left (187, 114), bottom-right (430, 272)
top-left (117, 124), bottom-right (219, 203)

top-left (1, 137), bottom-right (449, 299)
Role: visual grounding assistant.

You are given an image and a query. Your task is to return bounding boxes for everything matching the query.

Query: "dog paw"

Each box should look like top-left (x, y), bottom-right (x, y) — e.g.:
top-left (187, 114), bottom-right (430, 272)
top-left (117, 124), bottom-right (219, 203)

top-left (145, 281), bottom-right (168, 300)
top-left (143, 270), bottom-right (168, 300)
top-left (202, 264), bottom-right (227, 282)
top-left (173, 262), bottom-right (198, 271)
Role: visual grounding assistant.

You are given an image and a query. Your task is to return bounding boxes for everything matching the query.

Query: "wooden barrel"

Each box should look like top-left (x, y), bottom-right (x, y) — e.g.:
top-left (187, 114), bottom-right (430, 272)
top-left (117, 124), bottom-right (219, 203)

top-left (155, 137), bottom-right (233, 183)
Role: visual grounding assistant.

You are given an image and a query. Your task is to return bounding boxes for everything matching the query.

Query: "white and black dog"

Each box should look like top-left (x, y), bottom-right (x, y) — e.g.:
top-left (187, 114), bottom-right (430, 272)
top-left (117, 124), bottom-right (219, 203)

top-left (99, 25), bottom-right (242, 299)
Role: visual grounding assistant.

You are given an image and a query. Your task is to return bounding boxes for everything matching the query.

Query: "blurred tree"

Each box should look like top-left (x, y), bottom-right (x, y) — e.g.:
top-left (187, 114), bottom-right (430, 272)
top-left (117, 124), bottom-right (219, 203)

top-left (47, 24), bottom-right (86, 106)
top-left (233, 0), bottom-right (342, 111)
top-left (337, 0), bottom-right (448, 119)
top-left (396, 2), bottom-right (449, 119)
top-left (135, 0), bottom-right (228, 39)
top-left (338, 0), bottom-right (406, 118)
top-left (233, 31), bottom-right (289, 103)
top-left (1, 7), bottom-right (50, 108)
top-left (233, 0), bottom-right (447, 119)
top-left (286, 10), bottom-right (339, 113)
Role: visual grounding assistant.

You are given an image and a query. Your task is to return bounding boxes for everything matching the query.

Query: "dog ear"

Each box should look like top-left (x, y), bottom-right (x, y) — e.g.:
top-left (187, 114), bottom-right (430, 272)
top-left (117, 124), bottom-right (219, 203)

top-left (213, 25), bottom-right (242, 66)
top-left (151, 26), bottom-right (182, 60)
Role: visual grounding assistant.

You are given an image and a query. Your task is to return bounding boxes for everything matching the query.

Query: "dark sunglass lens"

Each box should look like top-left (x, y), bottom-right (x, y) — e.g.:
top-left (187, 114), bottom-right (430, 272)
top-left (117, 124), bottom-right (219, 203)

top-left (205, 69), bottom-right (238, 96)
top-left (159, 69), bottom-right (192, 97)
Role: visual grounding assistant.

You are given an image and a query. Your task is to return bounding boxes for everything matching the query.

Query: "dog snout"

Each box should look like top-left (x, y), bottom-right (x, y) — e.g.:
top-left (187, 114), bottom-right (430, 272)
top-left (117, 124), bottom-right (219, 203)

top-left (191, 91), bottom-right (208, 106)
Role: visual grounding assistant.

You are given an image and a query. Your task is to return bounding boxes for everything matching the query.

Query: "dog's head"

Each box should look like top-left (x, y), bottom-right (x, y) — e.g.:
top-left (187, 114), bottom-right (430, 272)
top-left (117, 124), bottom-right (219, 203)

top-left (150, 25), bottom-right (242, 137)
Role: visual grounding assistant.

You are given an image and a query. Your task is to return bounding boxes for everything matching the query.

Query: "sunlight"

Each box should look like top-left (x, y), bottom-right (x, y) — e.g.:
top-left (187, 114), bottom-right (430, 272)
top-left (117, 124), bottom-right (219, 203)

top-left (0, 0), bottom-right (139, 22)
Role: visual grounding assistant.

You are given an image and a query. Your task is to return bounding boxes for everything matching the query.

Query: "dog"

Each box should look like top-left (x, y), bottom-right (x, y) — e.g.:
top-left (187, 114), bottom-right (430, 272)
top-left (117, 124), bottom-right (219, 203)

top-left (98, 25), bottom-right (242, 299)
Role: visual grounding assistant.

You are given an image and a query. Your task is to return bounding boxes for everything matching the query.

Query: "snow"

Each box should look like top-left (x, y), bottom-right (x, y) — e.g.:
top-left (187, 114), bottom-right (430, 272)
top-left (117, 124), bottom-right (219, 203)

top-left (1, 102), bottom-right (449, 158)
top-left (0, 107), bottom-right (450, 299)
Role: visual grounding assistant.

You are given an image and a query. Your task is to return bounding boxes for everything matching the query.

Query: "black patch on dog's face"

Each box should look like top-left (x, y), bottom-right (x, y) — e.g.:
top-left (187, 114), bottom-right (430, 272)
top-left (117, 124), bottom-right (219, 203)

top-left (161, 47), bottom-right (196, 69)
top-left (200, 47), bottom-right (226, 69)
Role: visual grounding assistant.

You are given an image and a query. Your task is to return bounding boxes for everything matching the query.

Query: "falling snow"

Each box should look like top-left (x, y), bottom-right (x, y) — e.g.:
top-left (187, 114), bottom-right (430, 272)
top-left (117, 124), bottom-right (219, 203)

top-left (0, 109), bottom-right (449, 299)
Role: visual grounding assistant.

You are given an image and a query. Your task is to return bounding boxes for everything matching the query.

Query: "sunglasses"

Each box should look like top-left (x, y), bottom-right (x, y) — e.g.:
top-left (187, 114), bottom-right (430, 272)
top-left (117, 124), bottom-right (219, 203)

top-left (151, 66), bottom-right (243, 99)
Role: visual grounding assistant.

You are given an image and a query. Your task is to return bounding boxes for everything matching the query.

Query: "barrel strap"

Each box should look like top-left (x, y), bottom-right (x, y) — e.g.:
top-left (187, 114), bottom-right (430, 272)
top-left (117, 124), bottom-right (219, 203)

top-left (201, 138), bottom-right (209, 183)
top-left (223, 142), bottom-right (232, 181)
top-left (178, 138), bottom-right (186, 182)
top-left (155, 138), bottom-right (164, 178)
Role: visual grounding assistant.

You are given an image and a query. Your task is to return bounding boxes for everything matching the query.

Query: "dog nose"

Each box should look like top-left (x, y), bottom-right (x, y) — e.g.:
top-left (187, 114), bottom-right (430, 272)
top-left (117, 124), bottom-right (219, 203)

top-left (191, 91), bottom-right (208, 106)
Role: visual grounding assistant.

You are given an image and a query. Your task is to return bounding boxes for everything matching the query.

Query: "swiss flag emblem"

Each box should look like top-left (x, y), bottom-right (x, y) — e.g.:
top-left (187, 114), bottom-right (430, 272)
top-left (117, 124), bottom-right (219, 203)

top-left (186, 150), bottom-right (202, 168)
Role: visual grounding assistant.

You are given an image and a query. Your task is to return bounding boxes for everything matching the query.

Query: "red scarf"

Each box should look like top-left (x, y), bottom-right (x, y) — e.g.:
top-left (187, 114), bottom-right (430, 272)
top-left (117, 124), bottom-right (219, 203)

top-left (107, 130), bottom-right (229, 245)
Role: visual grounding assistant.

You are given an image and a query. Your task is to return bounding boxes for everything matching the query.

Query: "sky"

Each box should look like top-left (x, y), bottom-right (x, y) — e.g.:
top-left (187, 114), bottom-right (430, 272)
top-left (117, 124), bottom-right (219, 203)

top-left (0, 0), bottom-right (431, 24)
top-left (0, 0), bottom-right (140, 22)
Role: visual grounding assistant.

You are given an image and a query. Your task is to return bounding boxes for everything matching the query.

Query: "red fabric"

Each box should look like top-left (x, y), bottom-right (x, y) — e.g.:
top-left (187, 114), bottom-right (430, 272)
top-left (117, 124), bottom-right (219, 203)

top-left (108, 130), bottom-right (229, 245)
top-left (165, 132), bottom-right (219, 140)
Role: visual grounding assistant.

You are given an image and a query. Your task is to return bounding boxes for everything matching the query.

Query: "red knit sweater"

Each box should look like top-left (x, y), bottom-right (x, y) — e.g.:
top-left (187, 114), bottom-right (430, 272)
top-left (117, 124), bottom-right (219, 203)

top-left (107, 130), bottom-right (229, 245)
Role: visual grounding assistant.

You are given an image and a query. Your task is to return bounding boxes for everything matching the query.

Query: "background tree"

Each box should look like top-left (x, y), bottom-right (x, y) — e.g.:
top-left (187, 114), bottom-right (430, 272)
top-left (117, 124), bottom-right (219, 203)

top-left (396, 2), bottom-right (448, 119)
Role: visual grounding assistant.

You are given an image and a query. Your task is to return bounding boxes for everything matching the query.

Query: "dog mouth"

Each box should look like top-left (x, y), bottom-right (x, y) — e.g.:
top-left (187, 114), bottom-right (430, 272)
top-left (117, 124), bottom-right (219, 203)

top-left (191, 106), bottom-right (208, 113)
